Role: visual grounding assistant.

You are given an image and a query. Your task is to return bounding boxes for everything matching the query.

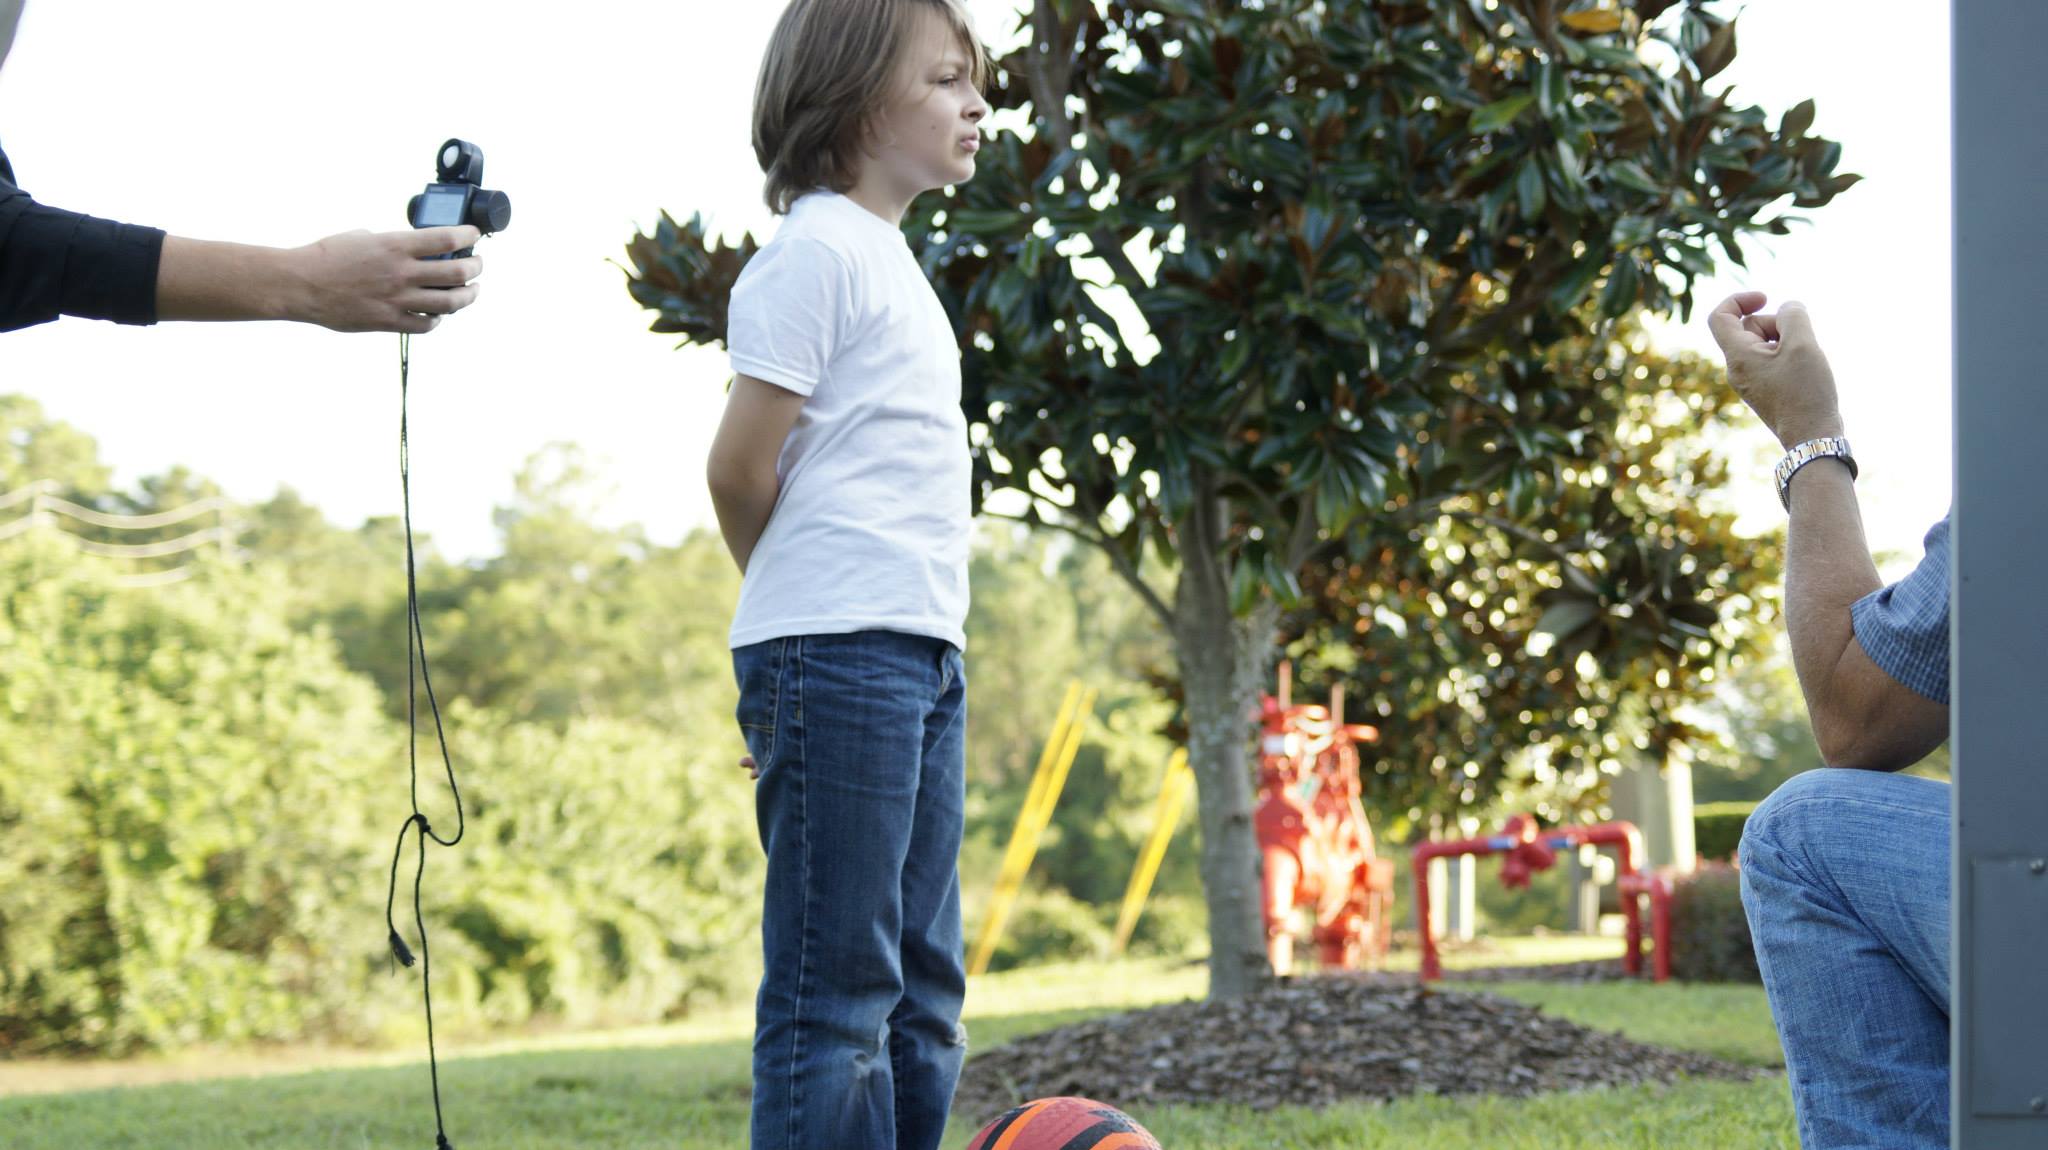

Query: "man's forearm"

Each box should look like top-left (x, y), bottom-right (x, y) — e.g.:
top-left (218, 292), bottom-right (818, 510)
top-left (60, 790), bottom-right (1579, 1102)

top-left (155, 229), bottom-right (479, 333)
top-left (1709, 294), bottom-right (1950, 771)
top-left (709, 473), bottom-right (779, 575)
top-left (1783, 459), bottom-right (1884, 743)
top-left (155, 236), bottom-right (304, 322)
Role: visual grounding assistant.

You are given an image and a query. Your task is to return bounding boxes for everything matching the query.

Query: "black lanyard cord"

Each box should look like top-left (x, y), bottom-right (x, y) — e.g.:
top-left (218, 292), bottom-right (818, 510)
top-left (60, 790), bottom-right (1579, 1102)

top-left (384, 332), bottom-right (466, 1150)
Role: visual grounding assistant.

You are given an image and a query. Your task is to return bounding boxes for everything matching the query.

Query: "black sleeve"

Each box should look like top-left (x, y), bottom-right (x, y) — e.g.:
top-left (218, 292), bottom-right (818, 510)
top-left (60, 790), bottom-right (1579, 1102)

top-left (0, 147), bottom-right (168, 333)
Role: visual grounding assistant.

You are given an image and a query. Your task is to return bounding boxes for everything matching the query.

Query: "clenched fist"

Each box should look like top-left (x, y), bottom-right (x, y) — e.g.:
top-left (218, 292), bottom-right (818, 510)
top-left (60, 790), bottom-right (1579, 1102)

top-left (1706, 291), bottom-right (1846, 449)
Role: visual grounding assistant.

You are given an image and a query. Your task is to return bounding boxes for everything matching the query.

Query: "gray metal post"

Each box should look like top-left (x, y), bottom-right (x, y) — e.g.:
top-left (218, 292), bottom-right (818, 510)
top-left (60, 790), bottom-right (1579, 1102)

top-left (1951, 2), bottom-right (2048, 1144)
top-left (1568, 844), bottom-right (1600, 934)
top-left (1444, 853), bottom-right (1476, 943)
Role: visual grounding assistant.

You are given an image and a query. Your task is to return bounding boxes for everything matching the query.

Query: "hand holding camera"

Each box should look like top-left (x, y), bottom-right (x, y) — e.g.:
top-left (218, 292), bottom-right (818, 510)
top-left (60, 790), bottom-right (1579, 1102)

top-left (149, 140), bottom-right (506, 335)
top-left (265, 138), bottom-right (511, 335)
top-left (278, 226), bottom-right (483, 335)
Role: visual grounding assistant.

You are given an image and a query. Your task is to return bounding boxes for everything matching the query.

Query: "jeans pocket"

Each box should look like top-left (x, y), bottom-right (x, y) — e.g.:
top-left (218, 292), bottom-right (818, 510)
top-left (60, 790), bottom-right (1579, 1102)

top-left (733, 638), bottom-right (786, 769)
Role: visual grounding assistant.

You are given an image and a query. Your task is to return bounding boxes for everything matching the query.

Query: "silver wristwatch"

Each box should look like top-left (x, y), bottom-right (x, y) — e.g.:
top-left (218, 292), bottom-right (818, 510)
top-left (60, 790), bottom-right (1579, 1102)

top-left (1774, 436), bottom-right (1857, 511)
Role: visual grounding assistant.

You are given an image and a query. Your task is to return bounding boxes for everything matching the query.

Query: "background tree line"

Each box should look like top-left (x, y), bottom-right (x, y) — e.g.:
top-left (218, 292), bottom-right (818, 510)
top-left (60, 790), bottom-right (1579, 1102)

top-left (3, 375), bottom-right (1804, 1056)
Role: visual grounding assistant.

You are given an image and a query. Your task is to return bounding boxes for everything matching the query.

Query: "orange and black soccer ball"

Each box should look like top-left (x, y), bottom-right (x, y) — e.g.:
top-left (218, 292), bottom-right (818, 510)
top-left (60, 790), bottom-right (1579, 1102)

top-left (964, 1096), bottom-right (1163, 1149)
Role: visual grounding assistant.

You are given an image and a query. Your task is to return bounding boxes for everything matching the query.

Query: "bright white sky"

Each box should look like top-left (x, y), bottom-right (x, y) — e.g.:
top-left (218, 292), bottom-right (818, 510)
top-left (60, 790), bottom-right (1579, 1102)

top-left (0, 1), bottom-right (1949, 573)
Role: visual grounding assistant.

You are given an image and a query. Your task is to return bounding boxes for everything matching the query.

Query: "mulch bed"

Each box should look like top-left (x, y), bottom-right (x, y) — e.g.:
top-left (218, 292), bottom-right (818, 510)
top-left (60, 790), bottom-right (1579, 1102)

top-left (954, 971), bottom-right (1763, 1124)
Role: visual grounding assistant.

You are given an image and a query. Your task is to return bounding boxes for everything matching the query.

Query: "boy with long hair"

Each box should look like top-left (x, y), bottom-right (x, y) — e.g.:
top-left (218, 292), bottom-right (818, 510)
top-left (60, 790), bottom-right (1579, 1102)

top-left (707, 2), bottom-right (991, 1146)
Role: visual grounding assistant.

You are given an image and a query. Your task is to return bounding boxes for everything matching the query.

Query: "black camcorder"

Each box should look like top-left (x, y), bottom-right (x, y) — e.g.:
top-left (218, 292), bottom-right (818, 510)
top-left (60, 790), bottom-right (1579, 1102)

top-left (407, 138), bottom-right (510, 259)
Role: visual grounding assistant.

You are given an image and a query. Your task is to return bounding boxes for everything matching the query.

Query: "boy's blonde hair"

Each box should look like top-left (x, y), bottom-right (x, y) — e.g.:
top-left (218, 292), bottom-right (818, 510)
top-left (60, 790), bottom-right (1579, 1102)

top-left (752, 0), bottom-right (990, 214)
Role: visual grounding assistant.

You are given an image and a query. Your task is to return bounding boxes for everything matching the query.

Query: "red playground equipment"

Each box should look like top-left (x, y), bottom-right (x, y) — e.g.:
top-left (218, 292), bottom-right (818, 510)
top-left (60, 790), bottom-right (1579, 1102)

top-left (1413, 814), bottom-right (1672, 982)
top-left (1254, 663), bottom-right (1397, 975)
top-left (1617, 868), bottom-right (1676, 982)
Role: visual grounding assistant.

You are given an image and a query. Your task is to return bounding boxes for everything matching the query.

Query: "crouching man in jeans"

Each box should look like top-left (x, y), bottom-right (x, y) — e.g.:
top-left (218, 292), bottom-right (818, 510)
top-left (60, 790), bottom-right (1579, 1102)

top-left (1707, 291), bottom-right (1953, 1149)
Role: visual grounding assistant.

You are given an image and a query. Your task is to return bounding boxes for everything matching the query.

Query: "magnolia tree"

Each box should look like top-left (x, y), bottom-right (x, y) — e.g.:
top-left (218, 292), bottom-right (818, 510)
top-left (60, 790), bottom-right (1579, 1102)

top-left (627, 0), bottom-right (1853, 997)
top-left (1281, 317), bottom-right (1780, 834)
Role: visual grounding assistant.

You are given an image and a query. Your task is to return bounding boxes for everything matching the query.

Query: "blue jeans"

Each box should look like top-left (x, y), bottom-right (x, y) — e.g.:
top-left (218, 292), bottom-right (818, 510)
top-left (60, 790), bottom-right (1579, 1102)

top-left (1740, 767), bottom-right (1952, 1149)
top-left (732, 631), bottom-right (969, 1150)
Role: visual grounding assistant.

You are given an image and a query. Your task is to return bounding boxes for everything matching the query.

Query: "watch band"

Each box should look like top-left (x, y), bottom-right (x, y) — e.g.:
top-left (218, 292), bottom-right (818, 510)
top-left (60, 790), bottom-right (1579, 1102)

top-left (1775, 436), bottom-right (1857, 511)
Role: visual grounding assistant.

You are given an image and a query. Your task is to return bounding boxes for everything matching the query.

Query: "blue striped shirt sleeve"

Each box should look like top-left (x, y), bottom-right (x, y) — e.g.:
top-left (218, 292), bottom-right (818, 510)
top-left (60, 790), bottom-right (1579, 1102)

top-left (1849, 514), bottom-right (1952, 705)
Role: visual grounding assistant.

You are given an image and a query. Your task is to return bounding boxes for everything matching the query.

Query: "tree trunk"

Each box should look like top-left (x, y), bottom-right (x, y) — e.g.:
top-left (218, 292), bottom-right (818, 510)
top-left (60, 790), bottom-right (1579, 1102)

top-left (1173, 540), bottom-right (1280, 1000)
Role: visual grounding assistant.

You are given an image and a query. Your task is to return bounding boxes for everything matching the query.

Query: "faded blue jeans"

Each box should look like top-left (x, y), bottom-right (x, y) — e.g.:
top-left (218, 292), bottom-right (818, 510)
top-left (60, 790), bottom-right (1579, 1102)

top-left (732, 631), bottom-right (969, 1150)
top-left (1740, 767), bottom-right (1952, 1149)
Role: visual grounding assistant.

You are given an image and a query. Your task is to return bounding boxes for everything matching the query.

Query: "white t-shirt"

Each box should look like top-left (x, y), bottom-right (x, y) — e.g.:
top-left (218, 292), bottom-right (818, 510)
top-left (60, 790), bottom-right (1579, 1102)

top-left (724, 191), bottom-right (972, 651)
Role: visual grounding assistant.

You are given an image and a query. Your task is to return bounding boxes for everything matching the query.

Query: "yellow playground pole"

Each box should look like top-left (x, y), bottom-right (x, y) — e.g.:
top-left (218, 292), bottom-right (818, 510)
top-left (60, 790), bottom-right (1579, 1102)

top-left (968, 681), bottom-right (1096, 977)
top-left (1111, 748), bottom-right (1194, 956)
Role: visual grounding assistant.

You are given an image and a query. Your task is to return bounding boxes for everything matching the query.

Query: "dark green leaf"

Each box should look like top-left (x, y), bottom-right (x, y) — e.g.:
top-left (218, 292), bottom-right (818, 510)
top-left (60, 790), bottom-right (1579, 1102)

top-left (1533, 599), bottom-right (1602, 643)
top-left (1598, 257), bottom-right (1641, 319)
top-left (1516, 157), bottom-right (1548, 221)
top-left (1780, 98), bottom-right (1816, 139)
top-left (1470, 94), bottom-right (1537, 135)
top-left (1695, 16), bottom-right (1738, 80)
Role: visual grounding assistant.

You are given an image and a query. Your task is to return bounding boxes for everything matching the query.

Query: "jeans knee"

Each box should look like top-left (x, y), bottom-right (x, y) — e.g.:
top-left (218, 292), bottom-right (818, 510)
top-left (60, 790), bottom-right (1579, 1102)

top-left (1742, 768), bottom-right (1859, 867)
top-left (1746, 765), bottom-right (1932, 873)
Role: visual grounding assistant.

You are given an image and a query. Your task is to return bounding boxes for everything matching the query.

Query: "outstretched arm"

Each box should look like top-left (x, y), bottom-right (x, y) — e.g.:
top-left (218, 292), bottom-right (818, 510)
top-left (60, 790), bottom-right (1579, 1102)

top-left (0, 172), bottom-right (484, 335)
top-left (156, 227), bottom-right (483, 334)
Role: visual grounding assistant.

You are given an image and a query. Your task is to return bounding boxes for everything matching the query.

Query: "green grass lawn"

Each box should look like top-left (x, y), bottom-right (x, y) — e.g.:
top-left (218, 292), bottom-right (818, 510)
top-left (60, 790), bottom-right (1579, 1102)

top-left (0, 941), bottom-right (1794, 1149)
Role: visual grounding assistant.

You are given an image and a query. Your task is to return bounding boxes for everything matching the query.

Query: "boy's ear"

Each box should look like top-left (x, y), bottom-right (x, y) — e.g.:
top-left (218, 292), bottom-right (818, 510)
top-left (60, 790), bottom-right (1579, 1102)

top-left (858, 111), bottom-right (894, 157)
